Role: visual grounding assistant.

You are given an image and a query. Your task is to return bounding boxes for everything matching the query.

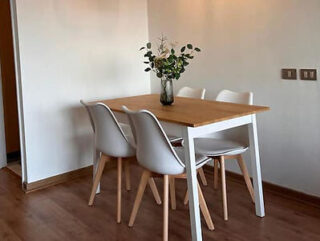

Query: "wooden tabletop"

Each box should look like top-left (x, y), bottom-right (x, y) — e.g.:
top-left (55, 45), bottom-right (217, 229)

top-left (93, 94), bottom-right (269, 127)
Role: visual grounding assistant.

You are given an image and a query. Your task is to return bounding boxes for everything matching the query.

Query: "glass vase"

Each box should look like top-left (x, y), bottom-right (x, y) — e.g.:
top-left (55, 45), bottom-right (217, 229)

top-left (160, 78), bottom-right (174, 105)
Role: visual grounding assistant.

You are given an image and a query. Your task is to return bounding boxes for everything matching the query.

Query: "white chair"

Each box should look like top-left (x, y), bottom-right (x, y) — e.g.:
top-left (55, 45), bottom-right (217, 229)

top-left (81, 101), bottom-right (162, 223)
top-left (81, 100), bottom-right (133, 193)
top-left (177, 86), bottom-right (206, 99)
top-left (191, 90), bottom-right (255, 221)
top-left (123, 106), bottom-right (214, 241)
top-left (81, 100), bottom-right (104, 195)
top-left (170, 86), bottom-right (208, 186)
top-left (168, 87), bottom-right (206, 144)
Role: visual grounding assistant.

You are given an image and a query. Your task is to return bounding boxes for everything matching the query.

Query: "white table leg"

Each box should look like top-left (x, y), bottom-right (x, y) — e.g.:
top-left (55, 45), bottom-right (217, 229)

top-left (183, 127), bottom-right (202, 241)
top-left (248, 114), bottom-right (265, 217)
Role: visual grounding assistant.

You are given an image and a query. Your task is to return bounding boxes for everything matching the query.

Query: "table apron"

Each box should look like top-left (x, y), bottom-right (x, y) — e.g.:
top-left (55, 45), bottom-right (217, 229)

top-left (114, 112), bottom-right (253, 138)
top-left (160, 115), bottom-right (252, 138)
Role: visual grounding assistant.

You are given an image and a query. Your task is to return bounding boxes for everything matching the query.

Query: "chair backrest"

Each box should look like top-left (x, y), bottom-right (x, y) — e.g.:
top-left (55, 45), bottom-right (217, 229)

top-left (214, 90), bottom-right (253, 144)
top-left (123, 106), bottom-right (185, 175)
top-left (216, 89), bottom-right (253, 105)
top-left (81, 101), bottom-right (135, 158)
top-left (177, 86), bottom-right (206, 100)
top-left (80, 100), bottom-right (95, 132)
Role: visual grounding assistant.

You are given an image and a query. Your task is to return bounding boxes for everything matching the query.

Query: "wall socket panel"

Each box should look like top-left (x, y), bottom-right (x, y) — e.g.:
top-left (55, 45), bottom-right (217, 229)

top-left (300, 69), bottom-right (317, 81)
top-left (282, 69), bottom-right (297, 80)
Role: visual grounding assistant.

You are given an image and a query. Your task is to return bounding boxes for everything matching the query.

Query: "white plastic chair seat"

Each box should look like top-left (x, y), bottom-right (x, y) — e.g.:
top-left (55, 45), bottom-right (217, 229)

top-left (174, 147), bottom-right (211, 169)
top-left (194, 138), bottom-right (248, 157)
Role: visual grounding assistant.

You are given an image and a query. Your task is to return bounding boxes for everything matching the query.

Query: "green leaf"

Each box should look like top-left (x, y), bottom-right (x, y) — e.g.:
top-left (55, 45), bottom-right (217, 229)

top-left (149, 55), bottom-right (155, 62)
top-left (183, 61), bottom-right (189, 66)
top-left (144, 51), bottom-right (152, 58)
top-left (194, 47), bottom-right (201, 52)
top-left (144, 61), bottom-right (149, 64)
top-left (145, 68), bottom-right (151, 72)
top-left (187, 44), bottom-right (193, 49)
top-left (146, 42), bottom-right (151, 49)
top-left (139, 47), bottom-right (145, 51)
top-left (171, 49), bottom-right (175, 54)
top-left (156, 72), bottom-right (163, 78)
top-left (181, 46), bottom-right (186, 52)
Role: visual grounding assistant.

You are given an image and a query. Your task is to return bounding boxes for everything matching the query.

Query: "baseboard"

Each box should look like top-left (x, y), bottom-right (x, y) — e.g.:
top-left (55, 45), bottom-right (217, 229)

top-left (203, 165), bottom-right (320, 209)
top-left (23, 161), bottom-right (117, 193)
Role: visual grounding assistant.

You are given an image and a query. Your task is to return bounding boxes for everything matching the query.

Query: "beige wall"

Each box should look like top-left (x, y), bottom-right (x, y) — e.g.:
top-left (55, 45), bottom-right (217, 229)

top-left (14, 0), bottom-right (149, 182)
top-left (148, 0), bottom-right (320, 196)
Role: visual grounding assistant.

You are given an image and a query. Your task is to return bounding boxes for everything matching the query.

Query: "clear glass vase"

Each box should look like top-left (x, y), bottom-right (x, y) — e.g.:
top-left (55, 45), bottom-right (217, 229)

top-left (160, 78), bottom-right (174, 105)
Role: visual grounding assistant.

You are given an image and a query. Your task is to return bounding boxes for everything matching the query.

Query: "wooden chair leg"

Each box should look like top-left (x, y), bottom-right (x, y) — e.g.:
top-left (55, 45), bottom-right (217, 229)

top-left (183, 189), bottom-right (189, 205)
top-left (198, 182), bottom-right (215, 230)
top-left (117, 157), bottom-right (122, 223)
top-left (148, 178), bottom-right (162, 205)
top-left (214, 158), bottom-right (219, 190)
top-left (169, 177), bottom-right (176, 210)
top-left (124, 159), bottom-right (131, 191)
top-left (88, 154), bottom-right (108, 206)
top-left (198, 167), bottom-right (208, 186)
top-left (129, 170), bottom-right (151, 227)
top-left (237, 155), bottom-right (255, 203)
top-left (184, 182), bottom-right (215, 230)
top-left (93, 150), bottom-right (101, 194)
top-left (220, 156), bottom-right (228, 221)
top-left (163, 175), bottom-right (169, 241)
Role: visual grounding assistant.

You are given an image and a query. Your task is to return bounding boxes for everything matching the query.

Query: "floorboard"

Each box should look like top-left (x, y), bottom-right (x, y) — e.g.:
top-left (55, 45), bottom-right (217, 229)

top-left (0, 165), bottom-right (319, 241)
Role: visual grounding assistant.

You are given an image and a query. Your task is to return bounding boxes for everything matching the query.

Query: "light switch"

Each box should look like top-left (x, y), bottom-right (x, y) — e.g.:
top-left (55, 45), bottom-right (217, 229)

top-left (282, 69), bottom-right (297, 80)
top-left (300, 69), bottom-right (317, 81)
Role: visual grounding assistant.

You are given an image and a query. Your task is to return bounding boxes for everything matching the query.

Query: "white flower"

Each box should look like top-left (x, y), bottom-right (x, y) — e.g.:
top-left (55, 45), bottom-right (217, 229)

top-left (158, 48), bottom-right (170, 59)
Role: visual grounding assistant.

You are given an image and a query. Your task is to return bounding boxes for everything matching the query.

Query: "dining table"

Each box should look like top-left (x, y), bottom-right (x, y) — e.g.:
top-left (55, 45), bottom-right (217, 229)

top-left (92, 94), bottom-right (269, 241)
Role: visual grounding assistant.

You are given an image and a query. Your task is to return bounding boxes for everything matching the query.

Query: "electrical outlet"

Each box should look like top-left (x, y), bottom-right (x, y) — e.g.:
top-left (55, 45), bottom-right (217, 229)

top-left (300, 69), bottom-right (317, 81)
top-left (281, 69), bottom-right (297, 80)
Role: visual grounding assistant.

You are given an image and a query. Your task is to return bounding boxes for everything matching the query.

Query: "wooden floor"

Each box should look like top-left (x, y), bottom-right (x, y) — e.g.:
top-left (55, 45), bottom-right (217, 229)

top-left (6, 161), bottom-right (22, 177)
top-left (1, 165), bottom-right (320, 241)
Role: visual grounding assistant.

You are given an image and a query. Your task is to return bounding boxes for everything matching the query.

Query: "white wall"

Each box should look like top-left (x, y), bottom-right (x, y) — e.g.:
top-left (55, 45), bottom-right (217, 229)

top-left (13, 0), bottom-right (320, 196)
top-left (14, 0), bottom-right (150, 183)
top-left (148, 0), bottom-right (320, 197)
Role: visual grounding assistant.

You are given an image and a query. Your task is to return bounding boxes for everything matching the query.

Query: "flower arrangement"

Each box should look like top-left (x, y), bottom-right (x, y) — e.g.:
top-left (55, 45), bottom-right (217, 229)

top-left (140, 36), bottom-right (201, 81)
top-left (140, 36), bottom-right (201, 105)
